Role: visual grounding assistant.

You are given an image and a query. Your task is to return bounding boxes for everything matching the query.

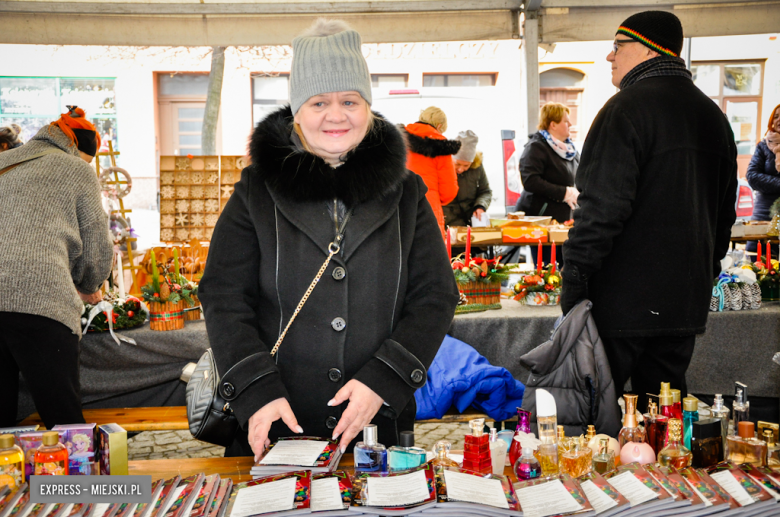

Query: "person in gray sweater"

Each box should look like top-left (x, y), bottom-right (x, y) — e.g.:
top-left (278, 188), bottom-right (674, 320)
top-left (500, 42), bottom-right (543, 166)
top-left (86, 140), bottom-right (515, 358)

top-left (0, 107), bottom-right (113, 428)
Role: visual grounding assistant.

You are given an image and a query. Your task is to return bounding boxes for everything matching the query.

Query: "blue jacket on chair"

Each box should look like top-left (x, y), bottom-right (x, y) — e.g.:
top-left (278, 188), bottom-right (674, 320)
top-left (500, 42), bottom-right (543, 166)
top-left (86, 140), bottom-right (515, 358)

top-left (414, 335), bottom-right (525, 422)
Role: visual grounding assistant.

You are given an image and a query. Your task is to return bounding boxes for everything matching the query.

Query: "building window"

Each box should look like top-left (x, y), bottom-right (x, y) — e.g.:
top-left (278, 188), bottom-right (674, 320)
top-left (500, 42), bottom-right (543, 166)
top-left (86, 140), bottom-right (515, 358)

top-left (422, 73), bottom-right (497, 87)
top-left (156, 73), bottom-right (215, 156)
top-left (0, 76), bottom-right (117, 152)
top-left (692, 61), bottom-right (764, 172)
top-left (252, 74), bottom-right (289, 127)
top-left (371, 74), bottom-right (408, 88)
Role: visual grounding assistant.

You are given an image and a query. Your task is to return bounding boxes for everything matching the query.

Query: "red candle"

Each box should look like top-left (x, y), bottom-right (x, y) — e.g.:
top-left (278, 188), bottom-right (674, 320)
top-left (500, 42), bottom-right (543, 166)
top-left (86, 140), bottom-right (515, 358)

top-left (465, 227), bottom-right (472, 266)
top-left (445, 228), bottom-right (451, 260)
top-left (537, 240), bottom-right (543, 273)
top-left (758, 241), bottom-right (762, 265)
top-left (768, 242), bottom-right (772, 269)
top-left (550, 241), bottom-right (557, 274)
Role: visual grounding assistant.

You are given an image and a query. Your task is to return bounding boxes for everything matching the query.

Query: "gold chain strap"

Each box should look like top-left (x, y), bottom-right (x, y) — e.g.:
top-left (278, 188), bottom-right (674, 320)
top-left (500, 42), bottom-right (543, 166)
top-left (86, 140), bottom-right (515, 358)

top-left (269, 241), bottom-right (341, 357)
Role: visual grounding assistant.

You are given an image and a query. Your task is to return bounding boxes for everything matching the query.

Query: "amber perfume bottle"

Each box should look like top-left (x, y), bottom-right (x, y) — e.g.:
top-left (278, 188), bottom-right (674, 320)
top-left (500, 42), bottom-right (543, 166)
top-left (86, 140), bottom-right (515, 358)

top-left (643, 402), bottom-right (669, 456)
top-left (463, 418), bottom-right (492, 474)
top-left (508, 408), bottom-right (531, 468)
top-left (561, 441), bottom-right (592, 478)
top-left (34, 432), bottom-right (68, 475)
top-left (691, 418), bottom-right (723, 468)
top-left (658, 418), bottom-right (692, 469)
top-left (432, 440), bottom-right (459, 468)
top-left (586, 425), bottom-right (596, 443)
top-left (534, 389), bottom-right (559, 476)
top-left (592, 438), bottom-right (616, 474)
top-left (618, 394), bottom-right (646, 447)
top-left (761, 430), bottom-right (780, 467)
top-left (727, 421), bottom-right (767, 467)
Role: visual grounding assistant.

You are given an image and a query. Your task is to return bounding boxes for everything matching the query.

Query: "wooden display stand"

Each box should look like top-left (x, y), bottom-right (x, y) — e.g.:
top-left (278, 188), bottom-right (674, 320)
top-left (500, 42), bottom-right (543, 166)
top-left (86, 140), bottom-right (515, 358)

top-left (96, 142), bottom-right (143, 295)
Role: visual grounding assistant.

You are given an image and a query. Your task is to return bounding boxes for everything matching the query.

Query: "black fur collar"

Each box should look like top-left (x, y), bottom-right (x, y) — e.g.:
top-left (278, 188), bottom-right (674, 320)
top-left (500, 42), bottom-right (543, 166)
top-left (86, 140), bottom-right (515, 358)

top-left (403, 127), bottom-right (461, 158)
top-left (249, 106), bottom-right (409, 206)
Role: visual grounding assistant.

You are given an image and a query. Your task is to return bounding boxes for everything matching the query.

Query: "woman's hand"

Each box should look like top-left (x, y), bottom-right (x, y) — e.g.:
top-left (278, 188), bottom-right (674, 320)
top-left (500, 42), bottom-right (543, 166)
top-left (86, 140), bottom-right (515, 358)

top-left (328, 380), bottom-right (384, 452)
top-left (247, 398), bottom-right (303, 461)
top-left (564, 187), bottom-right (580, 210)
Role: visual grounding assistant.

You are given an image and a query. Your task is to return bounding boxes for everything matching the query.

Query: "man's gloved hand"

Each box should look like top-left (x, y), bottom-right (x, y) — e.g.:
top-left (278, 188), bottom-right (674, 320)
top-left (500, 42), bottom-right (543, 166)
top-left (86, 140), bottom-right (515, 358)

top-left (560, 263), bottom-right (589, 315)
top-left (560, 280), bottom-right (587, 315)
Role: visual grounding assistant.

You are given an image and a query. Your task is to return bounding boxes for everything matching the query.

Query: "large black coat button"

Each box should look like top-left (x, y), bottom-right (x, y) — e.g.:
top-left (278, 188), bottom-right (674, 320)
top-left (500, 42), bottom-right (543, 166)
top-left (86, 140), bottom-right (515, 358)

top-left (331, 317), bottom-right (346, 331)
top-left (410, 369), bottom-right (424, 384)
top-left (328, 368), bottom-right (343, 382)
top-left (332, 267), bottom-right (346, 280)
top-left (222, 382), bottom-right (235, 397)
top-left (326, 416), bottom-right (338, 429)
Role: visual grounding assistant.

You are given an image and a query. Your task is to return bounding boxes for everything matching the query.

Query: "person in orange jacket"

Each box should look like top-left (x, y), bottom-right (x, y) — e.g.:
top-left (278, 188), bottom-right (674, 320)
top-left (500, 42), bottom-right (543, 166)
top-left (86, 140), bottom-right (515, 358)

top-left (403, 107), bottom-right (461, 238)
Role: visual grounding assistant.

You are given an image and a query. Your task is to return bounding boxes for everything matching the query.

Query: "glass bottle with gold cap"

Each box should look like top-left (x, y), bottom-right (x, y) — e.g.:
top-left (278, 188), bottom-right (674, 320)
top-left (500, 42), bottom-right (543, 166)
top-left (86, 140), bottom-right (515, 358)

top-left (618, 394), bottom-right (646, 448)
top-left (670, 389), bottom-right (683, 419)
top-left (463, 419), bottom-right (492, 474)
top-left (682, 396), bottom-right (699, 450)
top-left (658, 418), bottom-right (692, 469)
top-left (561, 438), bottom-right (592, 478)
top-left (431, 440), bottom-right (459, 468)
top-left (585, 425), bottom-right (596, 443)
top-left (644, 402), bottom-right (668, 455)
top-left (762, 429), bottom-right (780, 467)
top-left (0, 434), bottom-right (24, 489)
top-left (34, 431), bottom-right (68, 475)
top-left (592, 438), bottom-right (616, 474)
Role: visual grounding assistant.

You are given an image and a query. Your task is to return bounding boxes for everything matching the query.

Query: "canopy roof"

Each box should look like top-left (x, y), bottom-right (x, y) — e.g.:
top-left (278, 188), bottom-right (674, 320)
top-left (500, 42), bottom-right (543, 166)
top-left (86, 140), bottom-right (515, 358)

top-left (0, 0), bottom-right (777, 46)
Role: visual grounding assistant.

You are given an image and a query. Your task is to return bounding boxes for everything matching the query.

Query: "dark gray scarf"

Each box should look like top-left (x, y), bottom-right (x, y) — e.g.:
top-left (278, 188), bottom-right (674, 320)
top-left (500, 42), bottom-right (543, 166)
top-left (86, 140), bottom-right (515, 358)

top-left (620, 55), bottom-right (692, 90)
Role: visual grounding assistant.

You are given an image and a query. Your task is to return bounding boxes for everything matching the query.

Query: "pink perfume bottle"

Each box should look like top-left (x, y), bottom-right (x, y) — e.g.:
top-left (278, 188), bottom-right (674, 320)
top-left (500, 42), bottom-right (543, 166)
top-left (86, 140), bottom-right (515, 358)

top-left (462, 418), bottom-right (492, 475)
top-left (508, 409), bottom-right (531, 468)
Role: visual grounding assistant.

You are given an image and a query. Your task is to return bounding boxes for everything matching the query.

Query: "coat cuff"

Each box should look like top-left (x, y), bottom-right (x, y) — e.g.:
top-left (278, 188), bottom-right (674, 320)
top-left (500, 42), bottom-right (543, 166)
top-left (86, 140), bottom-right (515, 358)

top-left (352, 339), bottom-right (427, 416)
top-left (230, 371), bottom-right (290, 428)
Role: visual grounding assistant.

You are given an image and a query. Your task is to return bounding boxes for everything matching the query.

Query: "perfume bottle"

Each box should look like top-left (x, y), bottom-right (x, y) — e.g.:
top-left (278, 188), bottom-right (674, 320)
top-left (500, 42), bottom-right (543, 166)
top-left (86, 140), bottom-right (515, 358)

top-left (691, 418), bottom-right (724, 468)
top-left (670, 389), bottom-right (683, 420)
top-left (534, 389), bottom-right (559, 475)
top-left (34, 432), bottom-right (68, 475)
top-left (514, 446), bottom-right (541, 480)
top-left (658, 418), bottom-right (692, 469)
top-left (727, 421), bottom-right (767, 467)
top-left (0, 434), bottom-right (24, 489)
top-left (489, 428), bottom-right (507, 475)
top-left (508, 408), bottom-right (531, 468)
top-left (557, 426), bottom-right (567, 465)
top-left (658, 383), bottom-right (675, 419)
top-left (757, 421), bottom-right (779, 447)
top-left (431, 440), bottom-right (459, 468)
top-left (586, 425), bottom-right (596, 443)
top-left (354, 424), bottom-right (387, 473)
top-left (561, 441), bottom-right (592, 478)
top-left (387, 431), bottom-right (426, 472)
top-left (463, 418), bottom-right (492, 475)
top-left (618, 394), bottom-right (646, 447)
top-left (710, 394), bottom-right (730, 452)
top-left (643, 402), bottom-right (668, 455)
top-left (761, 430), bottom-right (780, 467)
top-left (733, 382), bottom-right (750, 430)
top-left (682, 396), bottom-right (699, 450)
top-left (592, 438), bottom-right (616, 474)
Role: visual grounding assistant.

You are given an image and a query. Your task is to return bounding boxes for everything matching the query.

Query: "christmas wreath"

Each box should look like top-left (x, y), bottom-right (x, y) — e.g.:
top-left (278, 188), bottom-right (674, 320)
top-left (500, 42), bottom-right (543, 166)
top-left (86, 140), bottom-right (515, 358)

top-left (141, 248), bottom-right (198, 306)
top-left (83, 294), bottom-right (148, 332)
top-left (512, 264), bottom-right (562, 304)
top-left (451, 255), bottom-right (516, 285)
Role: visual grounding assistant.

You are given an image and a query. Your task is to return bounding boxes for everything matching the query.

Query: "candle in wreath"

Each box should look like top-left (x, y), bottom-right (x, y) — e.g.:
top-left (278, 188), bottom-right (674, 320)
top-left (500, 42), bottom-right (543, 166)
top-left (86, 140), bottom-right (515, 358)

top-left (537, 240), bottom-right (543, 273)
top-left (768, 243), bottom-right (772, 269)
top-left (465, 227), bottom-right (471, 266)
top-left (446, 228), bottom-right (451, 260)
top-left (550, 241), bottom-right (556, 274)
top-left (758, 241), bottom-right (762, 266)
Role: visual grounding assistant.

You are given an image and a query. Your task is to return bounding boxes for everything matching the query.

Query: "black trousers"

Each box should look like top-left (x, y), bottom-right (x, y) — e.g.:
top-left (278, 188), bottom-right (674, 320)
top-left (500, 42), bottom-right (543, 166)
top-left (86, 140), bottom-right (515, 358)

top-left (0, 312), bottom-right (85, 428)
top-left (601, 334), bottom-right (696, 415)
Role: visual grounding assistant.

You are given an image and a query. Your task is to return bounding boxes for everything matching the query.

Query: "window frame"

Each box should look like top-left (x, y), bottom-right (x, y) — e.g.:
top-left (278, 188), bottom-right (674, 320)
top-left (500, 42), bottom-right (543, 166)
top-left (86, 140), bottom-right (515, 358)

top-left (422, 72), bottom-right (498, 87)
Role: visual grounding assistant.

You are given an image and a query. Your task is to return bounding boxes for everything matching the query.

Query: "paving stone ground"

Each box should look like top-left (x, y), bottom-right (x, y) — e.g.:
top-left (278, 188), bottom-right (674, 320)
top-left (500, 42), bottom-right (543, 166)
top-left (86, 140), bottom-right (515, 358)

top-left (127, 422), bottom-right (480, 460)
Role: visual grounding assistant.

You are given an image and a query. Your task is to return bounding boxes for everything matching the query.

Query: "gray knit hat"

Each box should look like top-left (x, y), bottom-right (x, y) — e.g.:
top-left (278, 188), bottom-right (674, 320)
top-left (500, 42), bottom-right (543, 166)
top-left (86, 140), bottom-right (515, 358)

top-left (454, 130), bottom-right (479, 162)
top-left (290, 19), bottom-right (372, 115)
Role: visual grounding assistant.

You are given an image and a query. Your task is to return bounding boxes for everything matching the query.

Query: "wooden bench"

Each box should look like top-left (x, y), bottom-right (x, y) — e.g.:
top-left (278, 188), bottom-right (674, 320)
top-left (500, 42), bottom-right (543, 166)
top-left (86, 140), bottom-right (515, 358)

top-left (22, 405), bottom-right (502, 432)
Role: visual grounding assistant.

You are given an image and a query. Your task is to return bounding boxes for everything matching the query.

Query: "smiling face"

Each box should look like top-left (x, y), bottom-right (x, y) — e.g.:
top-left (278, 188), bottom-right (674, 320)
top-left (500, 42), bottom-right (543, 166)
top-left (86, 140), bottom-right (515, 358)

top-left (294, 91), bottom-right (370, 166)
top-left (607, 38), bottom-right (660, 87)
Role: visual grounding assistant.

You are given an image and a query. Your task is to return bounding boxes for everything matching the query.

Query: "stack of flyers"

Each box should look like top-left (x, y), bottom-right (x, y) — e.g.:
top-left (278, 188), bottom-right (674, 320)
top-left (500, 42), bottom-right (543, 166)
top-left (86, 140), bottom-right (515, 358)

top-left (190, 475), bottom-right (220, 517)
top-left (205, 480), bottom-right (232, 517)
top-left (350, 462), bottom-right (437, 516)
top-left (309, 472), bottom-right (356, 516)
top-left (132, 480), bottom-right (164, 517)
top-left (577, 471), bottom-right (630, 517)
top-left (163, 475), bottom-right (205, 517)
top-left (511, 473), bottom-right (593, 517)
top-left (603, 463), bottom-right (686, 514)
top-left (0, 484), bottom-right (29, 517)
top-left (223, 471), bottom-right (312, 517)
top-left (51, 505), bottom-right (91, 517)
top-left (112, 504), bottom-right (136, 517)
top-left (644, 464), bottom-right (723, 517)
top-left (705, 462), bottom-right (777, 515)
top-left (738, 464), bottom-right (780, 502)
top-left (678, 467), bottom-right (733, 513)
top-left (87, 504), bottom-right (118, 517)
top-left (0, 487), bottom-right (12, 511)
top-left (18, 502), bottom-right (53, 517)
top-left (251, 438), bottom-right (343, 478)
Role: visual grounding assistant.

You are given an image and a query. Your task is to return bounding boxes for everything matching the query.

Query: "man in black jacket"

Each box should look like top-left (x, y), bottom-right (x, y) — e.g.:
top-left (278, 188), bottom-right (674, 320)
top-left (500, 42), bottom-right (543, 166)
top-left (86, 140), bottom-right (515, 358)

top-left (561, 11), bottom-right (737, 411)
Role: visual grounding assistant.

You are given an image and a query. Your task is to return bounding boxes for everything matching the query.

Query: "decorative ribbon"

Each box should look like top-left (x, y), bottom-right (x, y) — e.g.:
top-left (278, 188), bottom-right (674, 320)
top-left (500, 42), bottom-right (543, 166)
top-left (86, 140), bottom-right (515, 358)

top-left (711, 276), bottom-right (736, 312)
top-left (150, 310), bottom-right (184, 322)
top-left (82, 301), bottom-right (137, 346)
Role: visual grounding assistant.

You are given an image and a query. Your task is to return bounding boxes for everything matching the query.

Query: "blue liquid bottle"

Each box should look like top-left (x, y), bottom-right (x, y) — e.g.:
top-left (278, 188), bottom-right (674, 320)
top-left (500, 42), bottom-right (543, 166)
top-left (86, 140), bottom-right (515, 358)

top-left (387, 431), bottom-right (426, 472)
top-left (354, 424), bottom-right (387, 473)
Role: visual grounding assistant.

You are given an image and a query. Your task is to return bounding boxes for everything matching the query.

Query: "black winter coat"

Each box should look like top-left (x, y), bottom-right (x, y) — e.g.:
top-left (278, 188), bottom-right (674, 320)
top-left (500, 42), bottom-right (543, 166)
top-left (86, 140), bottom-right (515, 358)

top-left (516, 132), bottom-right (579, 224)
top-left (198, 107), bottom-right (459, 448)
top-left (747, 140), bottom-right (780, 221)
top-left (563, 76), bottom-right (737, 337)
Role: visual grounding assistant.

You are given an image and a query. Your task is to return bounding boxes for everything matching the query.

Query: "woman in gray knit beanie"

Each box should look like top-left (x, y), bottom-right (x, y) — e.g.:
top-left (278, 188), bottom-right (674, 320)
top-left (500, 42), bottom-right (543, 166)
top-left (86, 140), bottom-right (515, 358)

top-left (199, 19), bottom-right (458, 459)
